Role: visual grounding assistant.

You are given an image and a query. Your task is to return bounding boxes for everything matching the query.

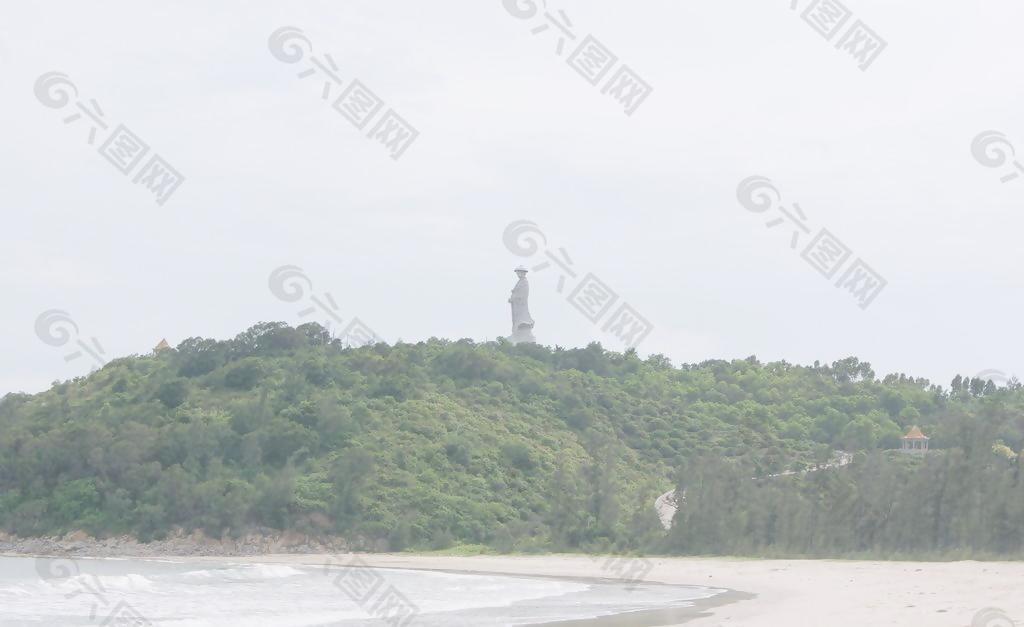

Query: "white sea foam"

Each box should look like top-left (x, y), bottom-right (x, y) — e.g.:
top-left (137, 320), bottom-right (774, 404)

top-left (0, 584), bottom-right (35, 597)
top-left (181, 563), bottom-right (305, 581)
top-left (0, 571), bottom-right (157, 599)
top-left (61, 572), bottom-right (157, 592)
top-left (0, 556), bottom-right (722, 626)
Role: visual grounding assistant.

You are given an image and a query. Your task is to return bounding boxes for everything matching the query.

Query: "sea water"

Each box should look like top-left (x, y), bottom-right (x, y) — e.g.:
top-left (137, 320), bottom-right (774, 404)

top-left (0, 556), bottom-right (722, 626)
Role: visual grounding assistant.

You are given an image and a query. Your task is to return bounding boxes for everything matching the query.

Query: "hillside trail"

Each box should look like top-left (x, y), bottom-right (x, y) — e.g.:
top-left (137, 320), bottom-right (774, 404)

top-left (655, 451), bottom-right (854, 530)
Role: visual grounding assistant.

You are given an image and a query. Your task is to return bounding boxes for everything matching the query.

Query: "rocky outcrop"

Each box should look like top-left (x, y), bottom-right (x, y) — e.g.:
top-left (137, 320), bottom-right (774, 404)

top-left (654, 489), bottom-right (681, 531)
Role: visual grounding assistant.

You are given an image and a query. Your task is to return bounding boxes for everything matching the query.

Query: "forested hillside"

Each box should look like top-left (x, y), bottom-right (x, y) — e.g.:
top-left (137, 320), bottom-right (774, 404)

top-left (1, 321), bottom-right (1022, 556)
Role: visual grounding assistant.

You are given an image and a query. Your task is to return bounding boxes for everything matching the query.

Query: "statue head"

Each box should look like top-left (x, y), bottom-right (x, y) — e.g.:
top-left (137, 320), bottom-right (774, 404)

top-left (515, 265), bottom-right (528, 278)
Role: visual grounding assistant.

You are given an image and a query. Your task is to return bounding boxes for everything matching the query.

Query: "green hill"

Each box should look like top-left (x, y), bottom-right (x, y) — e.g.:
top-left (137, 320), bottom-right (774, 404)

top-left (1, 321), bottom-right (1022, 556)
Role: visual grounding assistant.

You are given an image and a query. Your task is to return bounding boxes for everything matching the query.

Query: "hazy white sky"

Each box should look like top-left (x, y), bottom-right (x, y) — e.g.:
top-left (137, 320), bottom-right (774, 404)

top-left (2, 0), bottom-right (1023, 395)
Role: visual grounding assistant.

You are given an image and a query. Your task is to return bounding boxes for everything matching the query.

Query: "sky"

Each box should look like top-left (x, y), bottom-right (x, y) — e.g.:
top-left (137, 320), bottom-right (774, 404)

top-left (2, 0), bottom-right (1023, 395)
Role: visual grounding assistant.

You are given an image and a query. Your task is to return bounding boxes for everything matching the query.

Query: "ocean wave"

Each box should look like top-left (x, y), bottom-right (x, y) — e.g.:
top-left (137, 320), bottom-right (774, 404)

top-left (181, 564), bottom-right (305, 581)
top-left (63, 572), bottom-right (157, 593)
top-left (0, 572), bottom-right (157, 597)
top-left (0, 584), bottom-right (35, 597)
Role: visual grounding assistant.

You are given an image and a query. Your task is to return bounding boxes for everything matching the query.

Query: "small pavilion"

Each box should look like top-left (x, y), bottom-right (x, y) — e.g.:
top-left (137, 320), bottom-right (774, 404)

top-left (900, 425), bottom-right (929, 455)
top-left (153, 339), bottom-right (171, 353)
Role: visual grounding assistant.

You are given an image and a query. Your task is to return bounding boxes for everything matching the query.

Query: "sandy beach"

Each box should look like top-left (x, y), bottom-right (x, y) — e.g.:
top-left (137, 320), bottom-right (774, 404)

top-left (180, 553), bottom-right (1024, 626)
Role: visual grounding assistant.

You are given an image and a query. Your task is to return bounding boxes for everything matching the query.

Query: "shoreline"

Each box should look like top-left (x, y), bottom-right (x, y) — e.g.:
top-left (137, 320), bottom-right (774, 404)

top-left (4, 545), bottom-right (1024, 625)
top-left (237, 553), bottom-right (1024, 626)
top-left (2, 550), bottom-right (747, 627)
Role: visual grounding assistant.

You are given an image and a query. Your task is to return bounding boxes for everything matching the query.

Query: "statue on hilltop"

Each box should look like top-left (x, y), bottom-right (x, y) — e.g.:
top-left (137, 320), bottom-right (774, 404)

top-left (509, 265), bottom-right (536, 345)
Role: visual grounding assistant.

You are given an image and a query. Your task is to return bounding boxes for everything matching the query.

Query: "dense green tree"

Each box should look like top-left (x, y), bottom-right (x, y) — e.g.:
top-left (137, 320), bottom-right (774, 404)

top-left (224, 360), bottom-right (264, 391)
top-left (1, 322), bottom-right (1023, 556)
top-left (156, 379), bottom-right (190, 409)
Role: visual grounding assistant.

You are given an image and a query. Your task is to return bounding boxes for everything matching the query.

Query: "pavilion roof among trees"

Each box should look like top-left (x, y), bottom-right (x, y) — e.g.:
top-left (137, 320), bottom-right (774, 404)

top-left (902, 426), bottom-right (929, 440)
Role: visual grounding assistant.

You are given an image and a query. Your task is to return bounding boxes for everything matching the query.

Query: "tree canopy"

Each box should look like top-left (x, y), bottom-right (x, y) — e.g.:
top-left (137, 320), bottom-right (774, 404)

top-left (1, 322), bottom-right (1021, 556)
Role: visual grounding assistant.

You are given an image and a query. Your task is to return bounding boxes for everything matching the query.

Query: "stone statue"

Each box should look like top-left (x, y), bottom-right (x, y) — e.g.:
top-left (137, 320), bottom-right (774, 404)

top-left (509, 265), bottom-right (536, 344)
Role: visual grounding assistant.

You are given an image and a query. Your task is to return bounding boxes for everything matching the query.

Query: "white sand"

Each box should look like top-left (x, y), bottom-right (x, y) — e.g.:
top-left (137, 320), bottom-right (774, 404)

top-left (211, 553), bottom-right (1024, 626)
